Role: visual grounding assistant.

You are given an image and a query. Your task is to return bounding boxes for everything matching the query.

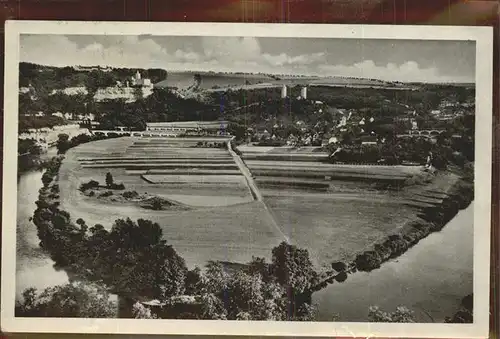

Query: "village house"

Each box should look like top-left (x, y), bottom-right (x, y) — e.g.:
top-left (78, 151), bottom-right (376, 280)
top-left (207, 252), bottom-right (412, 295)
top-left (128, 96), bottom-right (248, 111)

top-left (358, 135), bottom-right (378, 145)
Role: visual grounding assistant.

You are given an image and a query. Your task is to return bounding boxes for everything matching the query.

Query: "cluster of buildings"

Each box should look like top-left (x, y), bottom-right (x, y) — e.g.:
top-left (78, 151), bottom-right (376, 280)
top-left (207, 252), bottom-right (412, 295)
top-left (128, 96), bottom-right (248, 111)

top-left (94, 71), bottom-right (154, 102)
top-left (144, 121), bottom-right (229, 137)
top-left (430, 98), bottom-right (474, 121)
top-left (249, 105), bottom-right (380, 147)
top-left (38, 71), bottom-right (154, 103)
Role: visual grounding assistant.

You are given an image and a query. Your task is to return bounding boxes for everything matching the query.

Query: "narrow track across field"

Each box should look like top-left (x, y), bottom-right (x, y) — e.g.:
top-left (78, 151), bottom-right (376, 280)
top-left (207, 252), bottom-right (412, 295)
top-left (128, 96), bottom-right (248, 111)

top-left (228, 139), bottom-right (289, 243)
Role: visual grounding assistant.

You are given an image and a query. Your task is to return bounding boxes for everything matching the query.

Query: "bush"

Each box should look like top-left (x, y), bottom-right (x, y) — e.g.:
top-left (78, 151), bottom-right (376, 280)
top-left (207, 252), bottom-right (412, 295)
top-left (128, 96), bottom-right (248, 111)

top-left (110, 183), bottom-right (125, 190)
top-left (354, 251), bottom-right (382, 271)
top-left (334, 271), bottom-right (348, 283)
top-left (99, 191), bottom-right (113, 198)
top-left (331, 261), bottom-right (347, 272)
top-left (79, 180), bottom-right (100, 192)
top-left (41, 172), bottom-right (54, 187)
top-left (122, 191), bottom-right (139, 199)
top-left (368, 305), bottom-right (415, 323)
top-left (373, 243), bottom-right (392, 261)
top-left (233, 147), bottom-right (243, 156)
top-left (15, 283), bottom-right (117, 318)
top-left (383, 235), bottom-right (409, 258)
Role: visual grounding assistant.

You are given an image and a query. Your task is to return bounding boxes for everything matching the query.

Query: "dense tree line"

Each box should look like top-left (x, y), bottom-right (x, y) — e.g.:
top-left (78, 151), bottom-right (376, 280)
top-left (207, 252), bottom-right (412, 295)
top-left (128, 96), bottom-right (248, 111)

top-left (18, 63), bottom-right (170, 131)
top-left (16, 282), bottom-right (117, 318)
top-left (18, 138), bottom-right (45, 173)
top-left (18, 138), bottom-right (42, 155)
top-left (19, 114), bottom-right (67, 133)
top-left (33, 162), bottom-right (189, 301)
top-left (19, 62), bottom-right (167, 92)
top-left (95, 89), bottom-right (220, 130)
top-left (55, 132), bottom-right (124, 155)
top-left (368, 306), bottom-right (415, 323)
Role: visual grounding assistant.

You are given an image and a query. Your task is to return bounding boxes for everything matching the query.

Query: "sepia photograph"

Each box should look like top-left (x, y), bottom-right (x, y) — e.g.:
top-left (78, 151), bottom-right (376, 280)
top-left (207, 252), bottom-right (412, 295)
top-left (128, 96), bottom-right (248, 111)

top-left (1, 21), bottom-right (493, 337)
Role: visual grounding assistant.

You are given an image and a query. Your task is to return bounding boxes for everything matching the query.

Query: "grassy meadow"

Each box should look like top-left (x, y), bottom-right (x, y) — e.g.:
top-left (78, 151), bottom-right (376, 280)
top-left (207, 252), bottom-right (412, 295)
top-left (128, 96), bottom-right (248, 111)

top-left (237, 144), bottom-right (456, 270)
top-left (55, 138), bottom-right (457, 271)
top-left (57, 137), bottom-right (288, 268)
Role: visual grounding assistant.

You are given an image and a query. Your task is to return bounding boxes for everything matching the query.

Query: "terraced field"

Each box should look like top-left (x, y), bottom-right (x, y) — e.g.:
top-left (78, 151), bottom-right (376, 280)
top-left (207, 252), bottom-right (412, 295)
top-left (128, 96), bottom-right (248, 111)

top-left (57, 137), bottom-right (289, 267)
top-left (56, 139), bottom-right (453, 270)
top-left (69, 137), bottom-right (252, 201)
top-left (236, 144), bottom-right (453, 269)
top-left (239, 145), bottom-right (422, 191)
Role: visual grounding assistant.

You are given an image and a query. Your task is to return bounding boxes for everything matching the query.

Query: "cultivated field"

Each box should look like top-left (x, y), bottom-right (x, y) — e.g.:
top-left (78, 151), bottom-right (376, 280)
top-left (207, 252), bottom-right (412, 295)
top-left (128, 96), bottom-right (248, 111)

top-left (263, 191), bottom-right (419, 267)
top-left (56, 138), bottom-right (455, 271)
top-left (238, 144), bottom-right (422, 185)
top-left (154, 72), bottom-right (407, 92)
top-left (236, 144), bottom-right (455, 269)
top-left (57, 137), bottom-right (288, 268)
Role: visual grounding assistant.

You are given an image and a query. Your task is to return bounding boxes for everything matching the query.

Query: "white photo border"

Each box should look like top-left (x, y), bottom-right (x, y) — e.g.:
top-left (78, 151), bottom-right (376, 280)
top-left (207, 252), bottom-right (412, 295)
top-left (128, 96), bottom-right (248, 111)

top-left (1, 20), bottom-right (493, 338)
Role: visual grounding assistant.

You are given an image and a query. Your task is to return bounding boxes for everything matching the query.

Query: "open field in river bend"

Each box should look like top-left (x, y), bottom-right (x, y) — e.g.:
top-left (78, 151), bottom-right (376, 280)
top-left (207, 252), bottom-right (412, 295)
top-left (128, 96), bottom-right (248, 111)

top-left (56, 138), bottom-right (458, 269)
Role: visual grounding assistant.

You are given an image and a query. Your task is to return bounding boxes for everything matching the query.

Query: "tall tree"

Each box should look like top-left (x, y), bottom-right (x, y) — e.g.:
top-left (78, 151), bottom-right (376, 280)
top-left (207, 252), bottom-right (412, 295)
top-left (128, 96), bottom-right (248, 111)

top-left (56, 133), bottom-right (71, 154)
top-left (368, 306), bottom-right (415, 323)
top-left (105, 172), bottom-right (114, 188)
top-left (271, 241), bottom-right (318, 295)
top-left (15, 283), bottom-right (117, 318)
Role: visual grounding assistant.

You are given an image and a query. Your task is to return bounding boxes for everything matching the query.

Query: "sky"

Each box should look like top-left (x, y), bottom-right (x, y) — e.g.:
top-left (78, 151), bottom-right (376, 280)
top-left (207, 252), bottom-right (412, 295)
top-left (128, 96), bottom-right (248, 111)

top-left (20, 34), bottom-right (475, 83)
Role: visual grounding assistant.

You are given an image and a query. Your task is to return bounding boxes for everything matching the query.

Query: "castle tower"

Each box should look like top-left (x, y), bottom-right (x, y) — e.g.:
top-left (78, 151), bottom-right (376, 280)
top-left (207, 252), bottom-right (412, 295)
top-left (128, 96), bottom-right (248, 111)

top-left (281, 84), bottom-right (287, 99)
top-left (300, 86), bottom-right (307, 99)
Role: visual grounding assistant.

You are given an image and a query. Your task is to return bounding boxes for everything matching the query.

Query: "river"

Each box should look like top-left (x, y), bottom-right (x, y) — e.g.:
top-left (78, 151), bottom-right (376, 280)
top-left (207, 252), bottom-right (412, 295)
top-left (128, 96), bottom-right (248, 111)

top-left (16, 170), bottom-right (69, 300)
top-left (313, 203), bottom-right (474, 322)
top-left (16, 168), bottom-right (473, 321)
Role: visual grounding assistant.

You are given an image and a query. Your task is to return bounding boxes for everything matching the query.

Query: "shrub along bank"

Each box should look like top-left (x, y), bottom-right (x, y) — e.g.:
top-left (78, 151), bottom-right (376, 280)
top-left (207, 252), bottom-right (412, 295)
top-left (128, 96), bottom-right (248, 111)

top-left (353, 177), bottom-right (473, 272)
top-left (312, 173), bottom-right (474, 291)
top-left (33, 158), bottom-right (192, 301)
top-left (445, 294), bottom-right (473, 323)
top-left (28, 136), bottom-right (475, 318)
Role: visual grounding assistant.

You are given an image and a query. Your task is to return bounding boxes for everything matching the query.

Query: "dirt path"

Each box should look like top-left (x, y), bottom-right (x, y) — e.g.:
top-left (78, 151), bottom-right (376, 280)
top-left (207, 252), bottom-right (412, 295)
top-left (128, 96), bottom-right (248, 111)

top-left (228, 140), bottom-right (289, 243)
top-left (227, 139), bottom-right (263, 202)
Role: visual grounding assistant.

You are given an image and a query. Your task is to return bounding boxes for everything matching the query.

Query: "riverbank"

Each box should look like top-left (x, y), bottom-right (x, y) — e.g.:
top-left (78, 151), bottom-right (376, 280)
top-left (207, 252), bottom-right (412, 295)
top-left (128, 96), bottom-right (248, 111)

top-left (445, 294), bottom-right (473, 323)
top-left (312, 174), bottom-right (473, 290)
top-left (18, 146), bottom-right (59, 174)
top-left (313, 203), bottom-right (473, 322)
top-left (20, 151), bottom-right (474, 322)
top-left (16, 170), bottom-right (69, 299)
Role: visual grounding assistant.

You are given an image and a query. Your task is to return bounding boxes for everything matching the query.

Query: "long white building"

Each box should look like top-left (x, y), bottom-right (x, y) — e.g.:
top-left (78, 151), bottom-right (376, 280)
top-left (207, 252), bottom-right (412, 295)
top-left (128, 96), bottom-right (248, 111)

top-left (146, 121), bottom-right (229, 134)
